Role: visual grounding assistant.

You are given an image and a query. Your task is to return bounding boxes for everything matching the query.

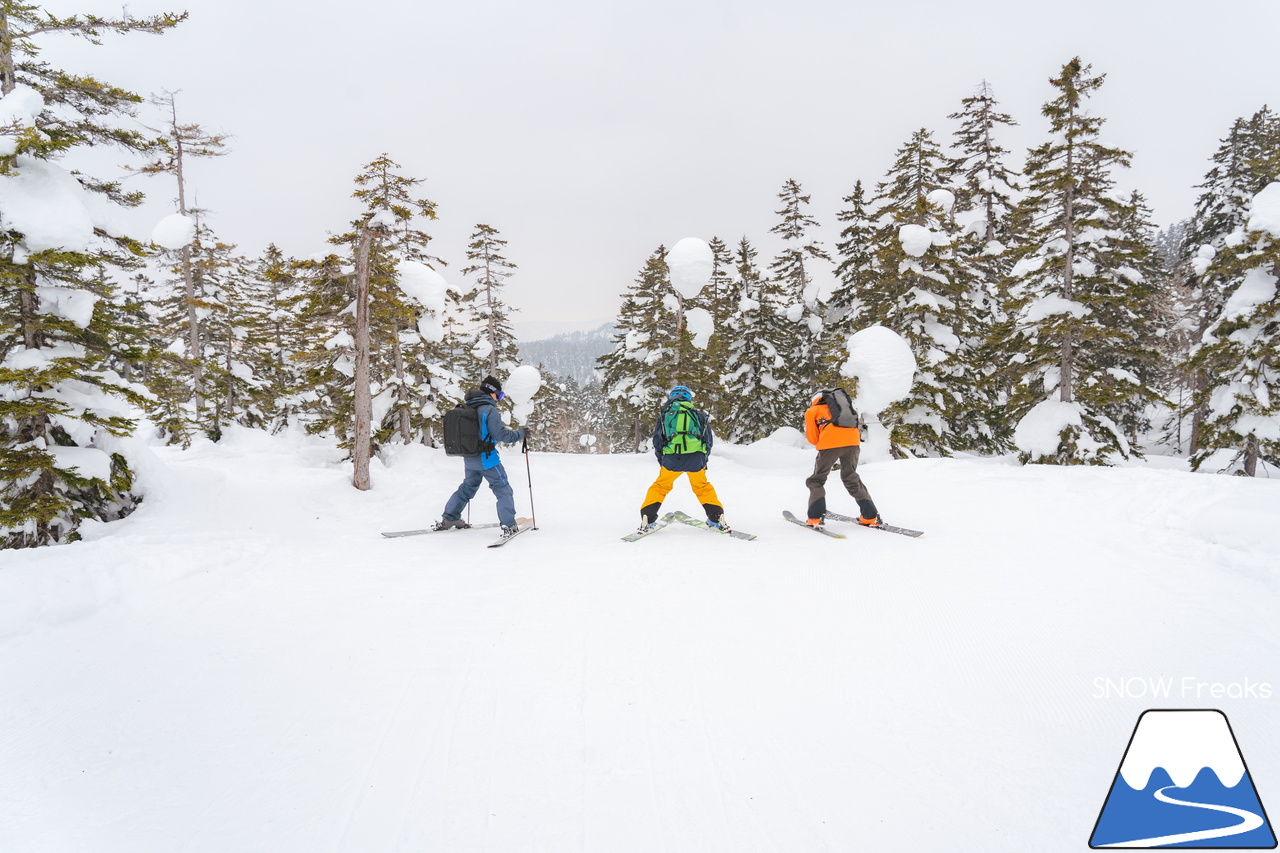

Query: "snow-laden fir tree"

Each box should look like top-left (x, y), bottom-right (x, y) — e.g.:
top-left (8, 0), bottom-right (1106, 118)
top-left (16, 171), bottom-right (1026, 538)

top-left (0, 3), bottom-right (184, 548)
top-left (1180, 107), bottom-right (1280, 453)
top-left (944, 82), bottom-right (1023, 453)
top-left (863, 128), bottom-right (977, 456)
top-left (693, 236), bottom-right (736, 425)
top-left (459, 223), bottom-right (519, 383)
top-left (718, 237), bottom-right (795, 442)
top-left (768, 178), bottom-right (831, 413)
top-left (1187, 181), bottom-right (1280, 476)
top-left (308, 154), bottom-right (461, 451)
top-left (1001, 57), bottom-right (1157, 465)
top-left (598, 246), bottom-right (687, 450)
top-left (828, 180), bottom-right (877, 363)
top-left (128, 90), bottom-right (227, 419)
top-left (248, 243), bottom-right (306, 431)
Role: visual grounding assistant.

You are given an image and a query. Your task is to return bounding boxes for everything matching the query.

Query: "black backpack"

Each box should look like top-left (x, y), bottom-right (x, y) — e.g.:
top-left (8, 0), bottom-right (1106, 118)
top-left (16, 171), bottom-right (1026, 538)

top-left (442, 404), bottom-right (496, 457)
top-left (821, 388), bottom-right (861, 429)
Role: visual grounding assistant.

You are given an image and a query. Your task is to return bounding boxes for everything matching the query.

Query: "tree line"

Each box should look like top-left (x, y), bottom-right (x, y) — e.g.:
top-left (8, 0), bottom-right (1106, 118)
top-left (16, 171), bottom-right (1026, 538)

top-left (1, 2), bottom-right (1277, 549)
top-left (596, 65), bottom-right (1280, 480)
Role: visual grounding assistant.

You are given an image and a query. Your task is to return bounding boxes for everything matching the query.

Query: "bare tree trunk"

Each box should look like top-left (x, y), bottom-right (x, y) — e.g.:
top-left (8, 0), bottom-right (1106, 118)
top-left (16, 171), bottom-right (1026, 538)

top-left (0, 13), bottom-right (15, 96)
top-left (352, 228), bottom-right (374, 491)
top-left (1243, 433), bottom-right (1259, 477)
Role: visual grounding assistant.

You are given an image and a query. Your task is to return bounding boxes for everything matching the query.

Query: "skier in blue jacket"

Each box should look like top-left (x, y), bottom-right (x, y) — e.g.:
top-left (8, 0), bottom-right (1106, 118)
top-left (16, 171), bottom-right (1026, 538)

top-left (435, 375), bottom-right (527, 538)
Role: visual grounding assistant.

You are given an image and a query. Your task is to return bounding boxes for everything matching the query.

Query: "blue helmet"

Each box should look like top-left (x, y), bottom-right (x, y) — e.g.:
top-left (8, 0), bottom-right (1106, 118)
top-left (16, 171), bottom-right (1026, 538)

top-left (668, 385), bottom-right (693, 402)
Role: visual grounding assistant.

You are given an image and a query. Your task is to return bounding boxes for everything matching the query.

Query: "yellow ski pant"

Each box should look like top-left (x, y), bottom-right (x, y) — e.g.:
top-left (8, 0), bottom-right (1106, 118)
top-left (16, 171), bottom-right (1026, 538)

top-left (642, 467), bottom-right (722, 513)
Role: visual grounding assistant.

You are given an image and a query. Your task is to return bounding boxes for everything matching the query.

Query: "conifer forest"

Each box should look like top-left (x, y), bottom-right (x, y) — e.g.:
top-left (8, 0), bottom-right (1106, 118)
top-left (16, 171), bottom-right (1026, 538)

top-left (3, 3), bottom-right (1280, 548)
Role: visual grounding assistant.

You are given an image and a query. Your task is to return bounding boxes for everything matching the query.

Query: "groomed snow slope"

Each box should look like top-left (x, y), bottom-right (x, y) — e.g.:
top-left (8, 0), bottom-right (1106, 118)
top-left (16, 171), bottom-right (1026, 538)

top-left (2, 427), bottom-right (1278, 852)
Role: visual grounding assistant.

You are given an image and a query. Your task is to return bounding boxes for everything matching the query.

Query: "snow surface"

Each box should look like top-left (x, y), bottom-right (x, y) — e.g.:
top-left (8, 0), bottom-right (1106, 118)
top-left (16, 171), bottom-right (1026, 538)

top-left (151, 213), bottom-right (196, 249)
top-left (1013, 399), bottom-right (1082, 457)
top-left (1246, 182), bottom-right (1280, 239)
top-left (665, 237), bottom-right (713, 299)
top-left (2, 427), bottom-right (1279, 852)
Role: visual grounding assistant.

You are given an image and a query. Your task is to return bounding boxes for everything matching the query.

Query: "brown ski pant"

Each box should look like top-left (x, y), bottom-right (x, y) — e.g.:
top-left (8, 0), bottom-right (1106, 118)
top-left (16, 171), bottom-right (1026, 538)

top-left (806, 445), bottom-right (872, 519)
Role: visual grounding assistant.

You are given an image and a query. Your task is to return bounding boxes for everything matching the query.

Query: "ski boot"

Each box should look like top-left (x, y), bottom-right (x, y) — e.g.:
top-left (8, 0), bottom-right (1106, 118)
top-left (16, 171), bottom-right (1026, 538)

top-left (432, 518), bottom-right (470, 531)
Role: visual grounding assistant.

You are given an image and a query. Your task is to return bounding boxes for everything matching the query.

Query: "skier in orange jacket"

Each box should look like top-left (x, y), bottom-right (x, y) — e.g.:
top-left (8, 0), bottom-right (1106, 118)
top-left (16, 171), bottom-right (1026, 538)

top-left (803, 390), bottom-right (880, 530)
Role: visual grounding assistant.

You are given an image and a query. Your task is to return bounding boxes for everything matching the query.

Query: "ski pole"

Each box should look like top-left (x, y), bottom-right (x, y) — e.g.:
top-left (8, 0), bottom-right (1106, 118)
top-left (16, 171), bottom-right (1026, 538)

top-left (523, 436), bottom-right (537, 529)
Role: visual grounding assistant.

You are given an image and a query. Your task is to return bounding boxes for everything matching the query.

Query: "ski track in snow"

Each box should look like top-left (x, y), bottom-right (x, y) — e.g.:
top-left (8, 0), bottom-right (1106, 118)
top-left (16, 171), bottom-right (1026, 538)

top-left (1, 428), bottom-right (1278, 851)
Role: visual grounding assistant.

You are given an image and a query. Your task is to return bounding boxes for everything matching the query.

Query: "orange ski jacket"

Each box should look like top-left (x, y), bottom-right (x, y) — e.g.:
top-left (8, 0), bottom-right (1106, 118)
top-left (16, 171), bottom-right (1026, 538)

top-left (804, 395), bottom-right (861, 449)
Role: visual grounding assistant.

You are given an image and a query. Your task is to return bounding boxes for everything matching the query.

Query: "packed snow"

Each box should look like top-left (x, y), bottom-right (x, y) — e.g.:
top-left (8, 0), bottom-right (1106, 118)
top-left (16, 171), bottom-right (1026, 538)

top-left (151, 213), bottom-right (196, 249)
top-left (0, 85), bottom-right (44, 156)
top-left (2, 426), bottom-right (1278, 853)
top-left (1247, 181), bottom-right (1280, 238)
top-left (665, 237), bottom-right (713, 299)
top-left (684, 306), bottom-right (714, 349)
top-left (841, 324), bottom-right (916, 414)
top-left (897, 223), bottom-right (934, 257)
top-left (504, 365), bottom-right (543, 424)
top-left (0, 156), bottom-right (97, 261)
top-left (396, 261), bottom-right (449, 313)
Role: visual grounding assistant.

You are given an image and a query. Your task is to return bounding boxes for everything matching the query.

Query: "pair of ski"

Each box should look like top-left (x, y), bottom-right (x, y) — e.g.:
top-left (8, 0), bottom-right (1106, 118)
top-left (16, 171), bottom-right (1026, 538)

top-left (782, 510), bottom-right (923, 539)
top-left (622, 510), bottom-right (758, 542)
top-left (381, 516), bottom-right (535, 548)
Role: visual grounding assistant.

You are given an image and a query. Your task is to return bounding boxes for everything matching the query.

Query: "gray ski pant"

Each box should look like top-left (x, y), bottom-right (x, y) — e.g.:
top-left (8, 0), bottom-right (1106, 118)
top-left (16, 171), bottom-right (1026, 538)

top-left (806, 445), bottom-right (872, 519)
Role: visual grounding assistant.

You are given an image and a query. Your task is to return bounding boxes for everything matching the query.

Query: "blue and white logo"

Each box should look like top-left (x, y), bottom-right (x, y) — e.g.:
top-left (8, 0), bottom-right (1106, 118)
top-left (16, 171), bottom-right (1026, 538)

top-left (1090, 709), bottom-right (1276, 848)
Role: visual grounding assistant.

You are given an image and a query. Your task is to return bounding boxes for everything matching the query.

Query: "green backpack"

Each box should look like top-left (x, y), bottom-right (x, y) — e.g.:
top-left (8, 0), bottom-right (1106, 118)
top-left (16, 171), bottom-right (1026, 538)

top-left (662, 401), bottom-right (708, 455)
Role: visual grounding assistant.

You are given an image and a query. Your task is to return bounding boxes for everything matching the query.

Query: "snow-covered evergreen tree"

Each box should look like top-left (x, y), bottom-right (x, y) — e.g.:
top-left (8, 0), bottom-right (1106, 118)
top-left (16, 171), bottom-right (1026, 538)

top-left (768, 179), bottom-right (831, 413)
top-left (828, 179), bottom-right (877, 358)
top-left (1002, 57), bottom-right (1156, 465)
top-left (598, 246), bottom-right (685, 450)
top-left (0, 4), bottom-right (183, 548)
top-left (129, 91), bottom-right (227, 420)
top-left (718, 237), bottom-right (794, 442)
top-left (1181, 107), bottom-right (1280, 453)
top-left (459, 223), bottom-right (519, 383)
top-left (863, 128), bottom-right (976, 455)
top-left (1188, 182), bottom-right (1280, 475)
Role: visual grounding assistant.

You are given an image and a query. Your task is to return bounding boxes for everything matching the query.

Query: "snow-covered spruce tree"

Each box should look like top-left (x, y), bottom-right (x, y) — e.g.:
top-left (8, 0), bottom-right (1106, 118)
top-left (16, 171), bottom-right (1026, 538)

top-left (768, 178), bottom-right (832, 413)
top-left (864, 127), bottom-right (977, 456)
top-left (829, 180), bottom-right (878, 348)
top-left (598, 246), bottom-right (685, 450)
top-left (316, 154), bottom-right (460, 451)
top-left (944, 83), bottom-right (1023, 453)
top-left (146, 210), bottom-right (227, 443)
top-left (1180, 107), bottom-right (1280, 453)
top-left (459, 223), bottom-right (519, 383)
top-left (183, 220), bottom-right (257, 440)
top-left (248, 243), bottom-right (306, 431)
top-left (1002, 57), bottom-right (1158, 465)
top-left (128, 90), bottom-right (227, 420)
top-left (1098, 191), bottom-right (1166, 447)
top-left (1187, 182), bottom-right (1280, 476)
top-left (694, 235), bottom-right (736, 425)
top-left (0, 4), bottom-right (184, 548)
top-left (718, 237), bottom-right (795, 442)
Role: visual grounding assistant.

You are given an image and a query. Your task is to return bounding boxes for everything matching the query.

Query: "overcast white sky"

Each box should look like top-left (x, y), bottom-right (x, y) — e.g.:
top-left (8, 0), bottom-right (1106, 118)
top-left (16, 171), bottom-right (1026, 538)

top-left (43, 0), bottom-right (1280, 337)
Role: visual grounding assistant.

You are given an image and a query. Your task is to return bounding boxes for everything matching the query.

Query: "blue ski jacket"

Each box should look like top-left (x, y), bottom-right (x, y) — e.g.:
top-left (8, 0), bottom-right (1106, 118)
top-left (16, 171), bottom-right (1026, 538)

top-left (465, 389), bottom-right (524, 470)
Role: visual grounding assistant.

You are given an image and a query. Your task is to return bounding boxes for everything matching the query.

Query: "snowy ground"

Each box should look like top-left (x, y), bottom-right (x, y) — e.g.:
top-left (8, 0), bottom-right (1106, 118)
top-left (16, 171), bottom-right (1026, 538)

top-left (2, 427), bottom-right (1279, 852)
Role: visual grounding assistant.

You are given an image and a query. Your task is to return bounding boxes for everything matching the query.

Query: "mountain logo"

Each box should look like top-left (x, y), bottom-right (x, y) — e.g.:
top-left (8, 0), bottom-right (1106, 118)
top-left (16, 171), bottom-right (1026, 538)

top-left (1090, 709), bottom-right (1276, 848)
